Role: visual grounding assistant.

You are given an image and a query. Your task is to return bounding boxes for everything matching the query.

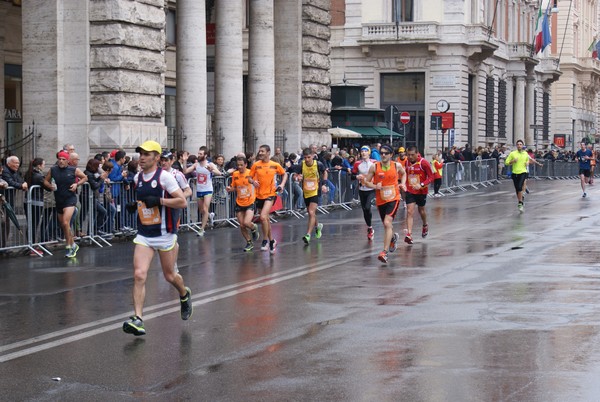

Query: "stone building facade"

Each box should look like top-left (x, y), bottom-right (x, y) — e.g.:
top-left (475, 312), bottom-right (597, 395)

top-left (1, 0), bottom-right (332, 165)
top-left (328, 0), bottom-right (575, 156)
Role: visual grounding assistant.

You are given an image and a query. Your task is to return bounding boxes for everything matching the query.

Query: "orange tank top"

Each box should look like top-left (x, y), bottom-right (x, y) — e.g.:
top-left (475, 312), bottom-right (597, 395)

top-left (373, 162), bottom-right (400, 206)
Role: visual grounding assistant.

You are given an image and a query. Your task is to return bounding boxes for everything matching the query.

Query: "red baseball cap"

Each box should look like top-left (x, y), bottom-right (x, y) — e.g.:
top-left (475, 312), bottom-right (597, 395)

top-left (57, 151), bottom-right (70, 160)
top-left (110, 149), bottom-right (118, 158)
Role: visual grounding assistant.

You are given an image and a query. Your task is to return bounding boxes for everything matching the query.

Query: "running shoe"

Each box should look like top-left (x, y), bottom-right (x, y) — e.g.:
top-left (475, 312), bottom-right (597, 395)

top-left (269, 239), bottom-right (277, 254)
top-left (209, 212), bottom-right (215, 227)
top-left (518, 202), bottom-right (524, 213)
top-left (422, 224), bottom-right (429, 238)
top-left (180, 287), bottom-right (193, 320)
top-left (123, 315), bottom-right (146, 336)
top-left (378, 250), bottom-right (389, 263)
top-left (260, 240), bottom-right (269, 251)
top-left (367, 227), bottom-right (374, 240)
top-left (315, 223), bottom-right (323, 239)
top-left (583, 192), bottom-right (587, 198)
top-left (302, 234), bottom-right (311, 245)
top-left (251, 224), bottom-right (260, 241)
top-left (243, 241), bottom-right (254, 252)
top-left (197, 228), bottom-right (205, 237)
top-left (404, 233), bottom-right (413, 245)
top-left (65, 243), bottom-right (79, 258)
top-left (389, 233), bottom-right (399, 252)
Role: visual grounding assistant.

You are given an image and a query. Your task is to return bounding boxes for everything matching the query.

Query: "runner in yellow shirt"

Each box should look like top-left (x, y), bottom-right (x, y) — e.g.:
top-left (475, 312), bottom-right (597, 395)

top-left (504, 139), bottom-right (529, 213)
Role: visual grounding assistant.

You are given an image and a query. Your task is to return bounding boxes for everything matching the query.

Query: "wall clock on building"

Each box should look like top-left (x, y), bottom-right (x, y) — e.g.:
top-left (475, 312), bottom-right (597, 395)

top-left (436, 99), bottom-right (450, 113)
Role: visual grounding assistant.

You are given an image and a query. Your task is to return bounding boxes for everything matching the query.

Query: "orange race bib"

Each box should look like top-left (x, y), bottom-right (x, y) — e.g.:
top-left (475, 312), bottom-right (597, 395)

top-left (408, 174), bottom-right (419, 189)
top-left (380, 184), bottom-right (396, 201)
top-left (303, 178), bottom-right (318, 192)
top-left (237, 185), bottom-right (251, 199)
top-left (137, 201), bottom-right (162, 226)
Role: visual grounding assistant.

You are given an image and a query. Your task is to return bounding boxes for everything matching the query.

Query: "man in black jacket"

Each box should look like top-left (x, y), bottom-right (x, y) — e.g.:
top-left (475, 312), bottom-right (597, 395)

top-left (1, 156), bottom-right (27, 247)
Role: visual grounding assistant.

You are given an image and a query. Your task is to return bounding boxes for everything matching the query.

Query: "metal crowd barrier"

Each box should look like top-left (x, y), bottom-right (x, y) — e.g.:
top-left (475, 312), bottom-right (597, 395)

top-left (6, 159), bottom-right (591, 257)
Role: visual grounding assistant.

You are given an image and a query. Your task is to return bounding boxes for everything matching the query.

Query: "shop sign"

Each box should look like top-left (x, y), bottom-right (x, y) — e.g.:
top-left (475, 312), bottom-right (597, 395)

top-left (4, 109), bottom-right (21, 120)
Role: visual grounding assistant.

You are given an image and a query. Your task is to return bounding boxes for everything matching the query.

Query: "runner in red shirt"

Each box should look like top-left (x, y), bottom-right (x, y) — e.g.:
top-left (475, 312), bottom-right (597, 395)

top-left (404, 146), bottom-right (434, 244)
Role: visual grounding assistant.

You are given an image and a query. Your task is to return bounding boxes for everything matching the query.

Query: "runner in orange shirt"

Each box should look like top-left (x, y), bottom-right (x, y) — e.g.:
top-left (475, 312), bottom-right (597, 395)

top-left (249, 144), bottom-right (288, 254)
top-left (364, 145), bottom-right (406, 263)
top-left (227, 155), bottom-right (260, 252)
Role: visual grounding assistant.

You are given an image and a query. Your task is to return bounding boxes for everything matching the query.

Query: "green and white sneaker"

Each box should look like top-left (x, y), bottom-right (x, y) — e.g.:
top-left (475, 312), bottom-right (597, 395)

top-left (315, 223), bottom-right (323, 239)
top-left (243, 241), bottom-right (254, 252)
top-left (302, 234), bottom-right (311, 245)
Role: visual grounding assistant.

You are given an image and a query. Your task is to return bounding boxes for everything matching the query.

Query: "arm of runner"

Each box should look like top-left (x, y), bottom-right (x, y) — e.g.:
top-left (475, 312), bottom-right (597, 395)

top-left (276, 164), bottom-right (287, 192)
top-left (70, 168), bottom-right (88, 192)
top-left (396, 162), bottom-right (407, 191)
top-left (43, 170), bottom-right (54, 190)
top-left (362, 164), bottom-right (379, 190)
top-left (183, 162), bottom-right (197, 175)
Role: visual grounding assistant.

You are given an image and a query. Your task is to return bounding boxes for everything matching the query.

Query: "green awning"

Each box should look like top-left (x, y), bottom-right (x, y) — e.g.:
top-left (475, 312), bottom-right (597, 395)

top-left (349, 126), bottom-right (403, 138)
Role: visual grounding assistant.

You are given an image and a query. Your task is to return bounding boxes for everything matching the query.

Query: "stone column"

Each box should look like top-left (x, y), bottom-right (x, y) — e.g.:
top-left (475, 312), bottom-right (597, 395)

top-left (301, 1), bottom-right (332, 147)
top-left (177, 0), bottom-right (207, 153)
top-left (514, 76), bottom-right (525, 144)
top-left (274, 0), bottom-right (302, 152)
top-left (23, 0), bottom-right (89, 160)
top-left (505, 76), bottom-right (514, 144)
top-left (248, 0), bottom-right (275, 151)
top-left (525, 77), bottom-right (536, 147)
top-left (89, 0), bottom-right (166, 155)
top-left (215, 0), bottom-right (243, 156)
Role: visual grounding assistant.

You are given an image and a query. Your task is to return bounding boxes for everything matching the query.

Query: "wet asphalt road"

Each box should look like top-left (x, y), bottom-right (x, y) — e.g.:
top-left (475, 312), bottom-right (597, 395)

top-left (2, 178), bottom-right (600, 401)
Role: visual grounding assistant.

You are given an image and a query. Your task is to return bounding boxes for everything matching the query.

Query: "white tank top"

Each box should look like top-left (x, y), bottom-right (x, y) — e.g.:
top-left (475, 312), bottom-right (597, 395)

top-left (357, 159), bottom-right (375, 192)
top-left (195, 162), bottom-right (213, 192)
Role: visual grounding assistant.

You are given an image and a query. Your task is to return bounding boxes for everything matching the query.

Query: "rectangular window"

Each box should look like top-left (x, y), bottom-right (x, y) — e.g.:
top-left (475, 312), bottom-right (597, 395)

top-left (166, 9), bottom-right (177, 46)
top-left (498, 79), bottom-right (506, 138)
top-left (485, 77), bottom-right (495, 137)
top-left (392, 0), bottom-right (413, 22)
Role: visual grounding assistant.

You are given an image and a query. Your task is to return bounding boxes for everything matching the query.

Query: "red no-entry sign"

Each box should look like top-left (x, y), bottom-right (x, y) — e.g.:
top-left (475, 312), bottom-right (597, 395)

top-left (400, 112), bottom-right (410, 124)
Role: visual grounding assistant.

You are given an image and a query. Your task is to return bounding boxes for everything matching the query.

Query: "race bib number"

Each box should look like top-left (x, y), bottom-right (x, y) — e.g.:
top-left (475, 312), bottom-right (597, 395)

top-left (303, 178), bottom-right (318, 192)
top-left (381, 185), bottom-right (396, 201)
top-left (237, 186), bottom-right (251, 199)
top-left (408, 175), bottom-right (419, 189)
top-left (137, 201), bottom-right (162, 226)
top-left (197, 173), bottom-right (208, 185)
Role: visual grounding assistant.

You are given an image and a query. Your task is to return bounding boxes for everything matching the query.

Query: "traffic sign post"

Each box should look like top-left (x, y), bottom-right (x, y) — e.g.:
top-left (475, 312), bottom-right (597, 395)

top-left (400, 112), bottom-right (410, 148)
top-left (385, 105), bottom-right (399, 146)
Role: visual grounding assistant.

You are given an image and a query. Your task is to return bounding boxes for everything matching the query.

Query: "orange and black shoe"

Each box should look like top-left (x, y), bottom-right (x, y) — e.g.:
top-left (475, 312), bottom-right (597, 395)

top-left (378, 250), bottom-right (389, 263)
top-left (422, 224), bottom-right (429, 238)
top-left (389, 233), bottom-right (399, 252)
top-left (404, 233), bottom-right (413, 245)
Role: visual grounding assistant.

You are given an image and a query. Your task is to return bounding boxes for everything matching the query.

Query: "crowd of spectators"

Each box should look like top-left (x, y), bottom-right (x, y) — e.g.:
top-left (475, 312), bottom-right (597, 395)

top-left (0, 140), bottom-right (597, 254)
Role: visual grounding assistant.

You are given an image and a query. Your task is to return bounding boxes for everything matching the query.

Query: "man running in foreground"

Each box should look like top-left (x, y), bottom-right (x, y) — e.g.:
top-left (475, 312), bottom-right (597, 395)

top-left (363, 144), bottom-right (406, 263)
top-left (122, 141), bottom-right (192, 336)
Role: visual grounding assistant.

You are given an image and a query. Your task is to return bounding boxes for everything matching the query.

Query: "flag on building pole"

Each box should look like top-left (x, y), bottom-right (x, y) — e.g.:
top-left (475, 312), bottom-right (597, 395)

top-left (589, 38), bottom-right (598, 59)
top-left (534, 2), bottom-right (552, 54)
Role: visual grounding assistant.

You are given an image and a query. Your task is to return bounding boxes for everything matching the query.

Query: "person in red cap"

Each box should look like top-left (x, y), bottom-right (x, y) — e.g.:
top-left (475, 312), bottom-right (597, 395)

top-left (43, 150), bottom-right (88, 258)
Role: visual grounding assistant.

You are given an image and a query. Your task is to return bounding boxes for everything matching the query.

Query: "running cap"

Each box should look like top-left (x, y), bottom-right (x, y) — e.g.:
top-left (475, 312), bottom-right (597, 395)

top-left (136, 140), bottom-right (162, 154)
top-left (360, 145), bottom-right (371, 152)
top-left (160, 150), bottom-right (173, 159)
top-left (398, 147), bottom-right (405, 153)
top-left (57, 151), bottom-right (70, 160)
top-left (380, 145), bottom-right (394, 154)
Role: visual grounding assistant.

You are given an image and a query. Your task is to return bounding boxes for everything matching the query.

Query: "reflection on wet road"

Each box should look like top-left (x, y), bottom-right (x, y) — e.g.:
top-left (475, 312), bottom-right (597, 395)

top-left (2, 179), bottom-right (600, 401)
